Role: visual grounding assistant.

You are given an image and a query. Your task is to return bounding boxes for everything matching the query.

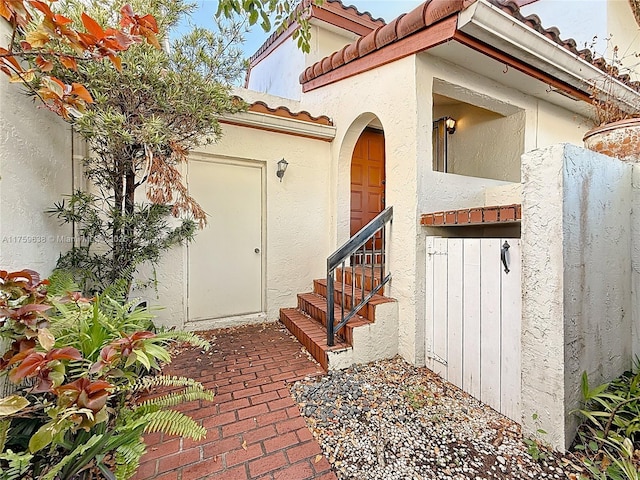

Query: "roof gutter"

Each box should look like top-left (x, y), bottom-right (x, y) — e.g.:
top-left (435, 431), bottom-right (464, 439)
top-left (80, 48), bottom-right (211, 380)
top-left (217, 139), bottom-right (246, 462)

top-left (457, 0), bottom-right (640, 113)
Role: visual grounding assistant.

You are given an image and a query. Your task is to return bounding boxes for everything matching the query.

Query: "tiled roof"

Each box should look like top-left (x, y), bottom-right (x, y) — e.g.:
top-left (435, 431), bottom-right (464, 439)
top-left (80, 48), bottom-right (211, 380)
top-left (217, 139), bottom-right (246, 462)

top-left (247, 100), bottom-right (333, 126)
top-left (322, 0), bottom-right (385, 27)
top-left (299, 0), bottom-right (630, 88)
top-left (248, 0), bottom-right (385, 67)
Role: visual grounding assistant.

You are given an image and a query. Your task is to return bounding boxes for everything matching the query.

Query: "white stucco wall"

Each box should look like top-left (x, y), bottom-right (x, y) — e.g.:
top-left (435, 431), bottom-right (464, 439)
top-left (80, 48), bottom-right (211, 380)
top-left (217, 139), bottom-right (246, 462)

top-left (247, 37), bottom-right (306, 100)
top-left (137, 116), bottom-right (333, 329)
top-left (247, 23), bottom-right (357, 101)
top-left (434, 103), bottom-right (524, 182)
top-left (633, 166), bottom-right (640, 359)
top-left (0, 20), bottom-right (73, 275)
top-left (521, 143), bottom-right (632, 450)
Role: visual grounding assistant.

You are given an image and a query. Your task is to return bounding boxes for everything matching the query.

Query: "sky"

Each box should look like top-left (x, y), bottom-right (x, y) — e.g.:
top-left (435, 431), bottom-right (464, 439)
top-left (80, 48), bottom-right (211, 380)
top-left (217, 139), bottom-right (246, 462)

top-left (180, 1), bottom-right (423, 59)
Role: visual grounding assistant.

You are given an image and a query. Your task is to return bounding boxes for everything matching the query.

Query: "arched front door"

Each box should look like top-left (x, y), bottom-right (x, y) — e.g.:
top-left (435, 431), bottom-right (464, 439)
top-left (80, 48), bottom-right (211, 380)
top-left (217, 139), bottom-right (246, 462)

top-left (350, 128), bottom-right (386, 247)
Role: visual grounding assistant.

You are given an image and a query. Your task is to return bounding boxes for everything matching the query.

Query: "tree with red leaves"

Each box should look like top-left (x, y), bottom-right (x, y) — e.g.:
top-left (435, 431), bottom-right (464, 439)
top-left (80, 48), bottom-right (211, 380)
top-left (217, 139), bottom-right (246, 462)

top-left (2, 0), bottom-right (246, 295)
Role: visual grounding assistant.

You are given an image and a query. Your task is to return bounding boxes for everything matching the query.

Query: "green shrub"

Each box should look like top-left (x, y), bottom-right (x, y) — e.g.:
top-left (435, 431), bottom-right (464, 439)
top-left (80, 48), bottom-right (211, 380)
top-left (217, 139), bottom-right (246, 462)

top-left (573, 367), bottom-right (640, 479)
top-left (0, 268), bottom-right (212, 479)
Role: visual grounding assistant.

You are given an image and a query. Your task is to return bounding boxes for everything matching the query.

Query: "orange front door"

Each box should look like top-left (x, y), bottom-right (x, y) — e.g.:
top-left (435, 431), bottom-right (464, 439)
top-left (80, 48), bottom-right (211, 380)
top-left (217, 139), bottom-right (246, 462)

top-left (350, 128), bottom-right (385, 240)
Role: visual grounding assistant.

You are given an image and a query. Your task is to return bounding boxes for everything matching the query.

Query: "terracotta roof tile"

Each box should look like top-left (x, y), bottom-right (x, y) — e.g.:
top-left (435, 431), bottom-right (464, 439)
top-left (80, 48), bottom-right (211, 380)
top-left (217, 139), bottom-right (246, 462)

top-left (299, 0), bottom-right (614, 87)
top-left (375, 17), bottom-right (400, 49)
top-left (248, 0), bottom-right (384, 68)
top-left (246, 100), bottom-right (333, 126)
top-left (300, 0), bottom-right (465, 85)
top-left (324, 0), bottom-right (385, 26)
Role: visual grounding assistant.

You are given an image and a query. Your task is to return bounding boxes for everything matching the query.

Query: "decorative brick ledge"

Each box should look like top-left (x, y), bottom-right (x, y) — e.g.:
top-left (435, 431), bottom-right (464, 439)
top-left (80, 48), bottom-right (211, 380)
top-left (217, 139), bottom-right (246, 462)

top-left (420, 204), bottom-right (522, 227)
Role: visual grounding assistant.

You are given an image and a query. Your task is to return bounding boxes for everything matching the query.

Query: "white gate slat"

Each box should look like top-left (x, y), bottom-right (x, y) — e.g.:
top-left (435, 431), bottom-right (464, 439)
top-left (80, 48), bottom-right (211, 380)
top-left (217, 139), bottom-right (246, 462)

top-left (462, 239), bottom-right (481, 400)
top-left (480, 239), bottom-right (502, 411)
top-left (426, 235), bottom-right (521, 423)
top-left (501, 239), bottom-right (522, 422)
top-left (432, 237), bottom-right (448, 377)
top-left (425, 236), bottom-right (436, 371)
top-left (447, 239), bottom-right (464, 390)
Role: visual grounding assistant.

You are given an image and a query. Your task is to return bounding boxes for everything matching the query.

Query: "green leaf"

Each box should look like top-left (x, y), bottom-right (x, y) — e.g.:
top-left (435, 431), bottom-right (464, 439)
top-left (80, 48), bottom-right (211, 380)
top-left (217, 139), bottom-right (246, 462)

top-left (260, 10), bottom-right (271, 31)
top-left (29, 421), bottom-right (56, 453)
top-left (248, 9), bottom-right (258, 25)
top-left (143, 342), bottom-right (171, 364)
top-left (0, 396), bottom-right (29, 417)
top-left (132, 349), bottom-right (151, 370)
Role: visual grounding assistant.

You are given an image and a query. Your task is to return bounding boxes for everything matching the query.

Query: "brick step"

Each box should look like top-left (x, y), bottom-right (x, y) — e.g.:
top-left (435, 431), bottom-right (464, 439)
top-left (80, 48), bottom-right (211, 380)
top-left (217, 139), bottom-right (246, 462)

top-left (297, 292), bottom-right (371, 344)
top-left (279, 308), bottom-right (348, 370)
top-left (336, 265), bottom-right (386, 295)
top-left (313, 279), bottom-right (393, 322)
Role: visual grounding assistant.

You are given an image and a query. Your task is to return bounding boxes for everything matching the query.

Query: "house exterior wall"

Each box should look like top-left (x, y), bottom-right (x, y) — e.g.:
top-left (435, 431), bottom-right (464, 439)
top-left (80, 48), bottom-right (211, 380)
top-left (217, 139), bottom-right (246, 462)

top-left (434, 103), bottom-right (524, 182)
top-left (300, 55), bottom-right (425, 364)
top-left (247, 37), bottom-right (306, 100)
top-left (293, 46), bottom-right (594, 365)
top-left (137, 120), bottom-right (333, 329)
top-left (0, 21), bottom-right (74, 276)
top-left (247, 24), bottom-right (357, 101)
top-left (521, 143), bottom-right (633, 450)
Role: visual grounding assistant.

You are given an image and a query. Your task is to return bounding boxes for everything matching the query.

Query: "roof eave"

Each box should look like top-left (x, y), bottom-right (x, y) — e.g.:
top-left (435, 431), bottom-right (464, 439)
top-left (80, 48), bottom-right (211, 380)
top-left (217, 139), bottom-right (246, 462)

top-left (457, 0), bottom-right (640, 113)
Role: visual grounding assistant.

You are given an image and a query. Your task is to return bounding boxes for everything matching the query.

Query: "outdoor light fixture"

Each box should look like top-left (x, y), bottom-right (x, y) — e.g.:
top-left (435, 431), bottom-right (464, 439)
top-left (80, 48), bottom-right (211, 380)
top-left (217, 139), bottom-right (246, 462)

top-left (276, 158), bottom-right (289, 182)
top-left (445, 117), bottom-right (456, 134)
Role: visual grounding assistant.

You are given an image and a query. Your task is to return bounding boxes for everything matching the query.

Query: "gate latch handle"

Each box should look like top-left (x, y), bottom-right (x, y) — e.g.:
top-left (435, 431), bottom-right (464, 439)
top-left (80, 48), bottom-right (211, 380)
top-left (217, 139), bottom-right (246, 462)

top-left (501, 241), bottom-right (510, 274)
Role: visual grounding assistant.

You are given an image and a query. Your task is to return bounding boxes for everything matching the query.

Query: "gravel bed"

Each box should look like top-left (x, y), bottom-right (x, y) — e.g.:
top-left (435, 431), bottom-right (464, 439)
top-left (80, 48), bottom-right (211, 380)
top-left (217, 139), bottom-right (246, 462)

top-left (291, 356), bottom-right (585, 480)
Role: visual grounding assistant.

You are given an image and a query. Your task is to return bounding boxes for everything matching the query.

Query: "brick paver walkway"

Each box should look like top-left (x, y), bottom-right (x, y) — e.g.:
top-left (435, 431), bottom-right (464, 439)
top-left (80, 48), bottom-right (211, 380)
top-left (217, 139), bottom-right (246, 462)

top-left (134, 322), bottom-right (337, 480)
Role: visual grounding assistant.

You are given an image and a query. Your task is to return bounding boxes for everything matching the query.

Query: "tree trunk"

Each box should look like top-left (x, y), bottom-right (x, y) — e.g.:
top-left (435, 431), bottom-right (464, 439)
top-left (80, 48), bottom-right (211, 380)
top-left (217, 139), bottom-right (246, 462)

top-left (112, 157), bottom-right (125, 285)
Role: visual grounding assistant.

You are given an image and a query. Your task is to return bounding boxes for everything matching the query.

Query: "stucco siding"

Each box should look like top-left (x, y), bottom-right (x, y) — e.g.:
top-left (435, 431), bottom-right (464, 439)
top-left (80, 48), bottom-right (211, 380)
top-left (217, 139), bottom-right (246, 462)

top-left (300, 55), bottom-right (423, 364)
top-left (522, 143), bottom-right (633, 450)
top-left (562, 145), bottom-right (633, 444)
top-left (137, 120), bottom-right (333, 328)
top-left (0, 20), bottom-right (73, 275)
top-left (248, 37), bottom-right (306, 100)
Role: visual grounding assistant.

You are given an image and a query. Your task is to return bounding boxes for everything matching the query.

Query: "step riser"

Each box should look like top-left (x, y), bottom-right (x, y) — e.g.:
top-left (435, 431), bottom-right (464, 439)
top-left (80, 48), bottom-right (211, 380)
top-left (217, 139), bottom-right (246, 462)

top-left (335, 268), bottom-right (385, 295)
top-left (296, 295), bottom-right (356, 345)
top-left (280, 310), bottom-right (329, 370)
top-left (313, 280), bottom-right (373, 320)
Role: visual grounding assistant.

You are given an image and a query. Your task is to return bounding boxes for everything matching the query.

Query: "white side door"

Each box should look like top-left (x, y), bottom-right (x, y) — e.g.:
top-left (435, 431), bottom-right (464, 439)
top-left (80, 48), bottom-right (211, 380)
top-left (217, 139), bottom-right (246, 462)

top-left (187, 158), bottom-right (263, 321)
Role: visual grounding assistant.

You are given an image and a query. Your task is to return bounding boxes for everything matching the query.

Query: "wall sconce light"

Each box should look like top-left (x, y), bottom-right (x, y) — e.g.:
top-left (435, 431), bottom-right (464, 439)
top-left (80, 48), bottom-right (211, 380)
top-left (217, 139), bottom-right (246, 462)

top-left (276, 158), bottom-right (288, 182)
top-left (445, 117), bottom-right (456, 134)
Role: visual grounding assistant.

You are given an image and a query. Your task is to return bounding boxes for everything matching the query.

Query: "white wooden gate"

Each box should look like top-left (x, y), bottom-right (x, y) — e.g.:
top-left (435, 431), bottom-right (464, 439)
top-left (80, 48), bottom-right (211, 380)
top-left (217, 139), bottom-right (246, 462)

top-left (425, 237), bottom-right (521, 422)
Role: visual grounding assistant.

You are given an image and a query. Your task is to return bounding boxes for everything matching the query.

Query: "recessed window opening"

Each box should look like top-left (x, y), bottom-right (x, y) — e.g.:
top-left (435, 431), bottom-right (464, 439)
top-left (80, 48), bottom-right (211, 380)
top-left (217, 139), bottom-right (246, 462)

top-left (431, 85), bottom-right (525, 182)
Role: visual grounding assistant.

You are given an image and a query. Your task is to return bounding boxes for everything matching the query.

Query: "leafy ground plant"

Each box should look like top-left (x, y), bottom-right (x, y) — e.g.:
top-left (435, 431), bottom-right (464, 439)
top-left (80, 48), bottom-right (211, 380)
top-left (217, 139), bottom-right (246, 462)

top-left (572, 367), bottom-right (640, 479)
top-left (0, 268), bottom-right (213, 479)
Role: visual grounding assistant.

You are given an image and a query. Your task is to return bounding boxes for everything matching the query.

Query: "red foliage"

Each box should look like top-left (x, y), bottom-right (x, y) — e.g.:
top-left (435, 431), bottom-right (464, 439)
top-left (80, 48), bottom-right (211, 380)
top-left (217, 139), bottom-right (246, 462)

top-left (56, 377), bottom-right (113, 412)
top-left (0, 0), bottom-right (159, 118)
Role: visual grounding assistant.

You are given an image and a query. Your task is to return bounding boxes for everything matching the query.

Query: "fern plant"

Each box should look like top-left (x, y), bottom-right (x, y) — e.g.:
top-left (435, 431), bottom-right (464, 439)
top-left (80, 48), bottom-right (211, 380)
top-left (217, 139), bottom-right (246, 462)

top-left (0, 268), bottom-right (214, 479)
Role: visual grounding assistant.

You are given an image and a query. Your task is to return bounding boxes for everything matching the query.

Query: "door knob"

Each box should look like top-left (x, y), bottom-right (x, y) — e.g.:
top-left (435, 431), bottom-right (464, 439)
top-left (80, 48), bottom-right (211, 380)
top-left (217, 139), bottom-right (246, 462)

top-left (255, 248), bottom-right (260, 253)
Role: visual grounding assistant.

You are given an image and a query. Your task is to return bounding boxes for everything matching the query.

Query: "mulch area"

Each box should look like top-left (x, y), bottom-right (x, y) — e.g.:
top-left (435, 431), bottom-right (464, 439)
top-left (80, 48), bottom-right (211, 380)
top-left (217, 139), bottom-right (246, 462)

top-left (133, 322), bottom-right (336, 480)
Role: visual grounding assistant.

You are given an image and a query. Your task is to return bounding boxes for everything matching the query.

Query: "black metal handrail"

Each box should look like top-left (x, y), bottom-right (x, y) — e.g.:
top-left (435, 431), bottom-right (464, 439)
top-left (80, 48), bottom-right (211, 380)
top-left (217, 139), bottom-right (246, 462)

top-left (326, 206), bottom-right (393, 346)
